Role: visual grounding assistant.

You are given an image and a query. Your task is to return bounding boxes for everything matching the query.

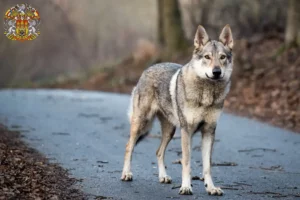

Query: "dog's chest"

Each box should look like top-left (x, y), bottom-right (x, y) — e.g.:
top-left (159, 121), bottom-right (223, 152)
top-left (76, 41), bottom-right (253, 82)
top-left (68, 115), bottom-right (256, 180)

top-left (182, 104), bottom-right (221, 125)
top-left (182, 87), bottom-right (225, 125)
top-left (182, 105), bottom-right (205, 125)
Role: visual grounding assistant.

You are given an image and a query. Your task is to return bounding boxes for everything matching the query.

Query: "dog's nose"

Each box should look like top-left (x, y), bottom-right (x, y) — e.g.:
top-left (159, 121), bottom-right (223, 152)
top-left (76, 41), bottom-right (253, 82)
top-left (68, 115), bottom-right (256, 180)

top-left (212, 67), bottom-right (221, 78)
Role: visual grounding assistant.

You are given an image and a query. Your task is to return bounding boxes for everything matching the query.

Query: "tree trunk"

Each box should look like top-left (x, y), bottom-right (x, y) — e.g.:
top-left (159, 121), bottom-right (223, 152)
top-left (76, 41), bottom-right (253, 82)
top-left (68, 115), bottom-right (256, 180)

top-left (160, 0), bottom-right (188, 57)
top-left (200, 0), bottom-right (214, 28)
top-left (285, 0), bottom-right (300, 46)
top-left (157, 0), bottom-right (165, 46)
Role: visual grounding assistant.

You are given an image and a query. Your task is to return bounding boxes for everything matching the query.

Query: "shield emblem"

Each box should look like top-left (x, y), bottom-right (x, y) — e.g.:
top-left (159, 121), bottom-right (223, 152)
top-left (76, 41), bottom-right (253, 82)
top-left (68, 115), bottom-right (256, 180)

top-left (3, 4), bottom-right (40, 41)
top-left (16, 20), bottom-right (29, 40)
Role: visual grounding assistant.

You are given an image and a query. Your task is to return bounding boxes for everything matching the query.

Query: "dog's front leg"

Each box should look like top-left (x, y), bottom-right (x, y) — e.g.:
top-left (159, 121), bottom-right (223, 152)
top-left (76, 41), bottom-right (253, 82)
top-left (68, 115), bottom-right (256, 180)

top-left (179, 129), bottom-right (193, 195)
top-left (201, 124), bottom-right (223, 196)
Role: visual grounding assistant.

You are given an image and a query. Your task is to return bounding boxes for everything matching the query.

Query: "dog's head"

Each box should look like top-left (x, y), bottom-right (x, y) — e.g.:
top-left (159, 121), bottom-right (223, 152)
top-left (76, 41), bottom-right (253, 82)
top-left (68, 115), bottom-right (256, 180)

top-left (190, 25), bottom-right (233, 82)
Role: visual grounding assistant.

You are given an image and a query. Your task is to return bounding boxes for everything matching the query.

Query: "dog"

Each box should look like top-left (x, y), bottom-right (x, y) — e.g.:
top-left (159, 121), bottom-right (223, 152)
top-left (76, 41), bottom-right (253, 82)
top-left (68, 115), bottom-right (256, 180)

top-left (121, 25), bottom-right (233, 196)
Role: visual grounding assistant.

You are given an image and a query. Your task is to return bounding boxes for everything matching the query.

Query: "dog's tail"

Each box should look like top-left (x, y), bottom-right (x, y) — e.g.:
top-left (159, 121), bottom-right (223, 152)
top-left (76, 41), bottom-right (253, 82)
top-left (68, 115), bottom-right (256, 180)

top-left (127, 87), bottom-right (136, 122)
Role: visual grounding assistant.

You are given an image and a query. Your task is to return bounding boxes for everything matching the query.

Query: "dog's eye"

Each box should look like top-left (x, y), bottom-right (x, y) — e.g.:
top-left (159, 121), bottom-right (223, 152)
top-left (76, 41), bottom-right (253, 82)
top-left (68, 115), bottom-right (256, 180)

top-left (204, 55), bottom-right (210, 59)
top-left (220, 55), bottom-right (226, 60)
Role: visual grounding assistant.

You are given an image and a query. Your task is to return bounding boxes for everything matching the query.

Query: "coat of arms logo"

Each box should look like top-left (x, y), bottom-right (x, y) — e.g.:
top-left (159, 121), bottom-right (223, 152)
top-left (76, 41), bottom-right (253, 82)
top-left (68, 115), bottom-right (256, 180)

top-left (4, 4), bottom-right (40, 41)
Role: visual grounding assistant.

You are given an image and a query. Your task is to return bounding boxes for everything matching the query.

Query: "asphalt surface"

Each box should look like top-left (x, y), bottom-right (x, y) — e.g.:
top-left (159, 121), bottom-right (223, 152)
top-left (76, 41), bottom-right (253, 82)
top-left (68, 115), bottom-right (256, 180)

top-left (0, 89), bottom-right (300, 200)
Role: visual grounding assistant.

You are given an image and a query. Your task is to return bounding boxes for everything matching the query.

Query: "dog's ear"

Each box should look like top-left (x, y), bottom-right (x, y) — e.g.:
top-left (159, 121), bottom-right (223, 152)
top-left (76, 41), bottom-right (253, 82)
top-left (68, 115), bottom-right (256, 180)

top-left (194, 25), bottom-right (209, 50)
top-left (219, 24), bottom-right (233, 49)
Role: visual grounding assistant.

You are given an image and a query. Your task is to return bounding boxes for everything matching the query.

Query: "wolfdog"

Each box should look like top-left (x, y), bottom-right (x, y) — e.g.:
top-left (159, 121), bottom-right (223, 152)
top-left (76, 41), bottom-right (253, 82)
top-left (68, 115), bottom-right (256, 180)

top-left (121, 25), bottom-right (233, 196)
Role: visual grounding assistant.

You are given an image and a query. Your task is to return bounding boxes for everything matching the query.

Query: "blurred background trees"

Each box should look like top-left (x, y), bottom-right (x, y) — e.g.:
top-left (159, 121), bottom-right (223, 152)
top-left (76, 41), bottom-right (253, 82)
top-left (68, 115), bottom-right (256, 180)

top-left (0, 0), bottom-right (156, 86)
top-left (157, 0), bottom-right (188, 57)
top-left (0, 0), bottom-right (297, 87)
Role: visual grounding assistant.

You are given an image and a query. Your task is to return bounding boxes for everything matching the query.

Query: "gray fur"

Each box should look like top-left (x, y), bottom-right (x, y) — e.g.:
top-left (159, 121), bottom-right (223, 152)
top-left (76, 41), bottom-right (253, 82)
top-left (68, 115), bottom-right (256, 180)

top-left (122, 25), bottom-right (234, 196)
top-left (128, 56), bottom-right (231, 133)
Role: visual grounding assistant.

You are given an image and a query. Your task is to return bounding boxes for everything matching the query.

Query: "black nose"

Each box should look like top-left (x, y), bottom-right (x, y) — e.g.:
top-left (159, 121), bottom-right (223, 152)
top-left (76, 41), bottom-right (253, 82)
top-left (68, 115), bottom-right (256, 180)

top-left (212, 67), bottom-right (221, 78)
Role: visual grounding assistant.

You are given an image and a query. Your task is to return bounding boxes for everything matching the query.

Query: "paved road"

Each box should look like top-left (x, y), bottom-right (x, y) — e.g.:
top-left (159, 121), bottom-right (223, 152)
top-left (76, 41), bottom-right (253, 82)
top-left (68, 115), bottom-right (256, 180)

top-left (0, 89), bottom-right (300, 200)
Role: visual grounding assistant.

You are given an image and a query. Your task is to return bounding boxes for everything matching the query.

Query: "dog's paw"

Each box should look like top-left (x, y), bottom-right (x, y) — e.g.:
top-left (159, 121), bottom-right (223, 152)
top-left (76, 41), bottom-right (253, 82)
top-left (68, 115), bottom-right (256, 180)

top-left (159, 175), bottom-right (172, 184)
top-left (206, 187), bottom-right (223, 196)
top-left (121, 172), bottom-right (133, 181)
top-left (179, 186), bottom-right (193, 195)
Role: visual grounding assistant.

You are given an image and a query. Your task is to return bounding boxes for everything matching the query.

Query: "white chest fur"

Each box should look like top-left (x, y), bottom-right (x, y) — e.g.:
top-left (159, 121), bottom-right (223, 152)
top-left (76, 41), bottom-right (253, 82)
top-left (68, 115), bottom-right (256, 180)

top-left (169, 69), bottom-right (181, 125)
top-left (183, 104), bottom-right (222, 125)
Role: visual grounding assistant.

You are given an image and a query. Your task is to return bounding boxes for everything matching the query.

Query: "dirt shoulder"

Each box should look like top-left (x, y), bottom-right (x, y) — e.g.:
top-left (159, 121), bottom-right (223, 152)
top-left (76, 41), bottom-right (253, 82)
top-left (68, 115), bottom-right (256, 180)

top-left (0, 124), bottom-right (86, 200)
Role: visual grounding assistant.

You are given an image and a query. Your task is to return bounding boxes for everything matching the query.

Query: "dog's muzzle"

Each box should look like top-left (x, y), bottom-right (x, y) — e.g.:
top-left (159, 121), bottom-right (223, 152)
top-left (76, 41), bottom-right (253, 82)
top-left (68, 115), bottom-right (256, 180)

top-left (212, 67), bottom-right (222, 79)
top-left (205, 67), bottom-right (223, 81)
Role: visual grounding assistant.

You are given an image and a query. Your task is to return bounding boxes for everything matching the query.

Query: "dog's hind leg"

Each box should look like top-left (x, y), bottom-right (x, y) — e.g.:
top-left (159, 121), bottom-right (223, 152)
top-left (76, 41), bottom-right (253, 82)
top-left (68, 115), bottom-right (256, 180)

top-left (121, 117), bottom-right (154, 181)
top-left (156, 113), bottom-right (175, 184)
top-left (121, 91), bottom-right (155, 181)
top-left (201, 124), bottom-right (223, 196)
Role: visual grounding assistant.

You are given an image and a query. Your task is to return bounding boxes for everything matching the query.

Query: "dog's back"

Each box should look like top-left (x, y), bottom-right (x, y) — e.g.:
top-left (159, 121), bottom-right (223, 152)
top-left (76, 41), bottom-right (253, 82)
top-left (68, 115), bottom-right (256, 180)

top-left (128, 62), bottom-right (181, 123)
